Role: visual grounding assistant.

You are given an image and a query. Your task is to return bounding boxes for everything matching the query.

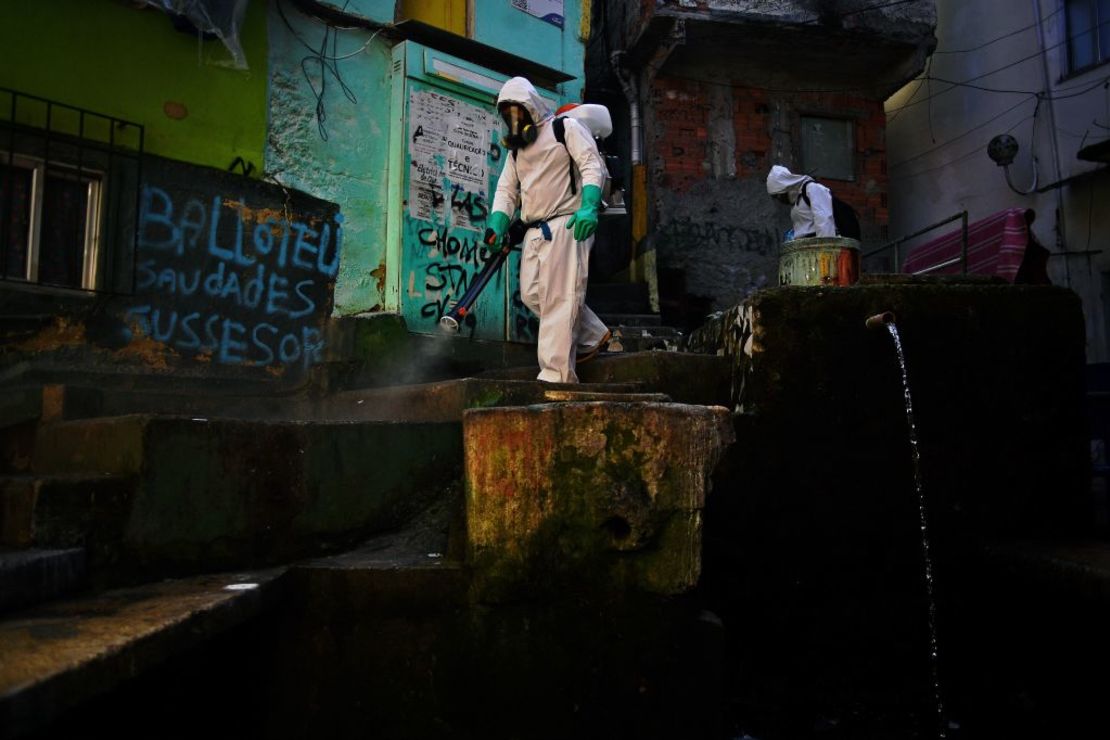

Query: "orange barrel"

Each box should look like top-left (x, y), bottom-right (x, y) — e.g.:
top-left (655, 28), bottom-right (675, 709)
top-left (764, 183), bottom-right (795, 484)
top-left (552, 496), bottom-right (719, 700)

top-left (778, 236), bottom-right (861, 286)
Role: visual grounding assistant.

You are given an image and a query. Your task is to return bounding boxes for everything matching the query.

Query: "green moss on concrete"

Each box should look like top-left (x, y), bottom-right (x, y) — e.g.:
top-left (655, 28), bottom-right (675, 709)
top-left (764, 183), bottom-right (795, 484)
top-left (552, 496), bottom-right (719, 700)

top-left (464, 403), bottom-right (733, 602)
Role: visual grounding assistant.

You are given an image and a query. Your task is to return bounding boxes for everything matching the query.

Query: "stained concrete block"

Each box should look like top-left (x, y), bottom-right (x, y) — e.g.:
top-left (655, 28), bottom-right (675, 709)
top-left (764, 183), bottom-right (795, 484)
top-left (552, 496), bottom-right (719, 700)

top-left (30, 416), bottom-right (463, 576)
top-left (481, 351), bottom-right (732, 407)
top-left (464, 402), bottom-right (733, 600)
top-left (0, 548), bottom-right (86, 613)
top-left (710, 284), bottom-right (1089, 536)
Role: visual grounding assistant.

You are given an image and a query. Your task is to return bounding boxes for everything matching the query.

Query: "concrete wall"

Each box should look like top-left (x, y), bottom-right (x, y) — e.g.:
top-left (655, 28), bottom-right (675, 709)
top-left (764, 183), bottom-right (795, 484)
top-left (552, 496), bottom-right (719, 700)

top-left (589, 0), bottom-right (933, 325)
top-left (681, 0), bottom-right (935, 36)
top-left (264, 4), bottom-right (393, 317)
top-left (886, 0), bottom-right (1110, 361)
top-left (0, 156), bottom-right (341, 384)
top-left (0, 0), bottom-right (268, 172)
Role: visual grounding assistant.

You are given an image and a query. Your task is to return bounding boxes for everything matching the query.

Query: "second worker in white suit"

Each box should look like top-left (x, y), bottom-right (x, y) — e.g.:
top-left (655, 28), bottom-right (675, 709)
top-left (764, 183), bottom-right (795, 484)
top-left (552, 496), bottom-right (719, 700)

top-left (487, 77), bottom-right (611, 384)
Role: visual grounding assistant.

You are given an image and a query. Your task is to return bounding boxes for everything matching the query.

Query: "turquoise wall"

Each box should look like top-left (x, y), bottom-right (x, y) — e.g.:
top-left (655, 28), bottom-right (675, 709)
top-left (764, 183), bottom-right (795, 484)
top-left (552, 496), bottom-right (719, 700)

top-left (265, 4), bottom-right (393, 315)
top-left (474, 1), bottom-right (587, 101)
top-left (265, 0), bottom-right (587, 317)
top-left (0, 0), bottom-right (268, 172)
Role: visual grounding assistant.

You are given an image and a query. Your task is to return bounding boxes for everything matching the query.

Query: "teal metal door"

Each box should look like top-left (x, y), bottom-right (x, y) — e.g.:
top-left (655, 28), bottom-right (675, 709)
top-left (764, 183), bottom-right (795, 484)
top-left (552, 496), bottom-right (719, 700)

top-left (386, 42), bottom-right (561, 340)
top-left (388, 43), bottom-right (510, 339)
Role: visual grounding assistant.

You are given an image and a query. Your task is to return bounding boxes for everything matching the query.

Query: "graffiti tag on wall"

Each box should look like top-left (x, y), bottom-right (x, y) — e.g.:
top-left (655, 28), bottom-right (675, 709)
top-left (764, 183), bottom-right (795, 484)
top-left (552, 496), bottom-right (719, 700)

top-left (126, 167), bottom-right (341, 371)
top-left (403, 85), bottom-right (510, 338)
top-left (658, 216), bottom-right (779, 257)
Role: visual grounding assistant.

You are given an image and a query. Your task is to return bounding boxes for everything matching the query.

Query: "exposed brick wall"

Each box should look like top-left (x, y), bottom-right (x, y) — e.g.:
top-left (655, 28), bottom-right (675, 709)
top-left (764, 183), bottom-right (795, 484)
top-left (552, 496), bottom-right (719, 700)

top-left (653, 76), bottom-right (889, 236)
top-left (649, 75), bottom-right (891, 326)
top-left (652, 77), bottom-right (713, 192)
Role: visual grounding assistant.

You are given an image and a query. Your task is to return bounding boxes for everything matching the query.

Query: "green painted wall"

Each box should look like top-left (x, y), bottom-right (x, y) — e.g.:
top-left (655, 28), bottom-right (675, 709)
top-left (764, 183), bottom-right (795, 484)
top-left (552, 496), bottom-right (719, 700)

top-left (265, 4), bottom-right (393, 315)
top-left (0, 0), bottom-right (268, 172)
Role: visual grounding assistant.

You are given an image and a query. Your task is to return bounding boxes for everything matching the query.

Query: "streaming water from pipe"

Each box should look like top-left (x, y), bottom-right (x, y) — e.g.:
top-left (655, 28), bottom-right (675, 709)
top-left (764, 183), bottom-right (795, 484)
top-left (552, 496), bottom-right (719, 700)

top-left (885, 321), bottom-right (947, 740)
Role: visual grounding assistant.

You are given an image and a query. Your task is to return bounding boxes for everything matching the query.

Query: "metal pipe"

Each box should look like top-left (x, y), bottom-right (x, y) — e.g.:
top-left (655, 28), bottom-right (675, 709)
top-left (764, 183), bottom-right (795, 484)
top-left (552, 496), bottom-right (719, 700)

top-left (863, 211), bottom-right (967, 259)
top-left (610, 51), bottom-right (641, 164)
top-left (865, 311), bottom-right (896, 330)
top-left (1033, 0), bottom-right (1070, 286)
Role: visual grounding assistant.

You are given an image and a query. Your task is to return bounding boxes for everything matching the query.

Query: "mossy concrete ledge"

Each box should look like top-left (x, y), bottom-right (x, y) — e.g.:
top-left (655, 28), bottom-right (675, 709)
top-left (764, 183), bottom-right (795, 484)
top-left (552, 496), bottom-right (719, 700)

top-left (464, 402), bottom-right (734, 601)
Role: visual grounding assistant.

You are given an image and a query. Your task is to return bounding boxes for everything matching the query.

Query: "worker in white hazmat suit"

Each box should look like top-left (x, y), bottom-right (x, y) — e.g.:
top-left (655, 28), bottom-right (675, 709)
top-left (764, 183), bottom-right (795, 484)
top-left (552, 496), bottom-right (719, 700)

top-left (488, 77), bottom-right (611, 384)
top-left (766, 164), bottom-right (836, 239)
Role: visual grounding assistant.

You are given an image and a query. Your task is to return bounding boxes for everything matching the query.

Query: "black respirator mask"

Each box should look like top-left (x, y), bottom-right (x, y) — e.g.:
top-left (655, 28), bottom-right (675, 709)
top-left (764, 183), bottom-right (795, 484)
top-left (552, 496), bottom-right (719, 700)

top-left (500, 103), bottom-right (537, 151)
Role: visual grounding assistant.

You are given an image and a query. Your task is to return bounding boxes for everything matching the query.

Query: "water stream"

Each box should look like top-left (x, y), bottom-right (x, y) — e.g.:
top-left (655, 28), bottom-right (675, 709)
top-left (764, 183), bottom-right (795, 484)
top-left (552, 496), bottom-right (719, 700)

top-left (886, 322), bottom-right (947, 739)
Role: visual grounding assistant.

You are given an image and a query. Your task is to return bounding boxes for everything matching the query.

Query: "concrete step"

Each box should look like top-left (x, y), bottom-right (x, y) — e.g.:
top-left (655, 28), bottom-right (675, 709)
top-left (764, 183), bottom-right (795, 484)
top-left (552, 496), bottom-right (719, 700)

top-left (0, 475), bottom-right (133, 565)
top-left (0, 567), bottom-right (285, 739)
top-left (598, 312), bottom-right (663, 327)
top-left (26, 415), bottom-right (463, 577)
top-left (983, 540), bottom-right (1110, 605)
top-left (607, 326), bottom-right (685, 353)
top-left (0, 387), bottom-right (44, 429)
top-left (2, 378), bottom-right (667, 425)
top-left (0, 548), bottom-right (86, 614)
top-left (290, 522), bottom-right (468, 617)
top-left (0, 420), bottom-right (35, 475)
top-left (318, 378), bottom-right (670, 423)
top-left (480, 351), bottom-right (732, 407)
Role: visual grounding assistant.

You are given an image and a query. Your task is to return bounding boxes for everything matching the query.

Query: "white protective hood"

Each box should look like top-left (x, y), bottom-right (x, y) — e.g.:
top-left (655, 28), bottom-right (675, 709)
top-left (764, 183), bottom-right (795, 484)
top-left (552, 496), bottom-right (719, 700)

top-left (496, 77), bottom-right (552, 126)
top-left (766, 164), bottom-right (812, 197)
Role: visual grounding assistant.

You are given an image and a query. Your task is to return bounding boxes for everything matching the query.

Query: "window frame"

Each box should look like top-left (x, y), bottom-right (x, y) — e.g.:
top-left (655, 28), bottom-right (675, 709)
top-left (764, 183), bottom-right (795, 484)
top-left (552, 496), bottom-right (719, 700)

top-left (1064, 0), bottom-right (1110, 77)
top-left (798, 114), bottom-right (857, 183)
top-left (2, 151), bottom-right (105, 290)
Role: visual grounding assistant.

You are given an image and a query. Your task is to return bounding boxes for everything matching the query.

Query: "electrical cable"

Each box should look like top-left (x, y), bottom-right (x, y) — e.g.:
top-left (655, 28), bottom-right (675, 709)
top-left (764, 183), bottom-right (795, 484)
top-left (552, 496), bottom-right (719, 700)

top-left (889, 95), bottom-right (1037, 169)
top-left (890, 110), bottom-right (1037, 182)
top-left (276, 0), bottom-right (382, 142)
top-left (887, 17), bottom-right (1110, 115)
top-left (932, 4), bottom-right (1064, 55)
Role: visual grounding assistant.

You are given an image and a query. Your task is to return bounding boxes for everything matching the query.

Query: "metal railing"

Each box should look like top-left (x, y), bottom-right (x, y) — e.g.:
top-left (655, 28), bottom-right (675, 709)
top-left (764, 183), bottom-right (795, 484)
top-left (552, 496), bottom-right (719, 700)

top-left (863, 211), bottom-right (969, 275)
top-left (0, 87), bottom-right (144, 294)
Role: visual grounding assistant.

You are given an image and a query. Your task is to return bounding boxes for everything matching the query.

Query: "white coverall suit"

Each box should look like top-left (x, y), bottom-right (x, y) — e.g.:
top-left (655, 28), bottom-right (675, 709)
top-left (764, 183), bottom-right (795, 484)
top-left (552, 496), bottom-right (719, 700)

top-left (766, 165), bottom-right (836, 239)
top-left (492, 78), bottom-right (610, 384)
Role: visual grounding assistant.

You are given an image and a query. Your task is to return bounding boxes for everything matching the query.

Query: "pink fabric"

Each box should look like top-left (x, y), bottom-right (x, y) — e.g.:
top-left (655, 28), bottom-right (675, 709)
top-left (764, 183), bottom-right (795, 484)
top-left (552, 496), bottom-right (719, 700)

top-left (902, 208), bottom-right (1032, 283)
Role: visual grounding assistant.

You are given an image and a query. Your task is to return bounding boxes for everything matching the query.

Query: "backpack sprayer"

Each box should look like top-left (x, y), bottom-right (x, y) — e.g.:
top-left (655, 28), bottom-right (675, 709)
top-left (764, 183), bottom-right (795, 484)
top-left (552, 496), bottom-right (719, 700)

top-left (439, 103), bottom-right (622, 333)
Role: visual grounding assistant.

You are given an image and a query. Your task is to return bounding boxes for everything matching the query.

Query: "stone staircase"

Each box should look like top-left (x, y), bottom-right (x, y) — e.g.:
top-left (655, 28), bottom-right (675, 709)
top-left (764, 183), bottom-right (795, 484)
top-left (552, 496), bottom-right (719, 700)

top-left (587, 281), bottom-right (686, 353)
top-left (0, 350), bottom-right (734, 737)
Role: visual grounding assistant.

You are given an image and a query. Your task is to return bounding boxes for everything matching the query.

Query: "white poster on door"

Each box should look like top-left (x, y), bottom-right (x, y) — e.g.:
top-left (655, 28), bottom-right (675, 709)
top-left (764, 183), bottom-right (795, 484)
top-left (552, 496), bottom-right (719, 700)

top-left (408, 89), bottom-right (499, 232)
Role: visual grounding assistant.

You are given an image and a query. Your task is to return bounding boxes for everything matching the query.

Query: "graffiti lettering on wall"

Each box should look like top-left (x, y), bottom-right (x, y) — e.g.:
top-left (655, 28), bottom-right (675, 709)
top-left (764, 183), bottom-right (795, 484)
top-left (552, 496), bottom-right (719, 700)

top-left (412, 223), bottom-right (502, 329)
top-left (402, 85), bottom-right (514, 338)
top-left (658, 217), bottom-right (778, 257)
top-left (127, 183), bottom-right (340, 370)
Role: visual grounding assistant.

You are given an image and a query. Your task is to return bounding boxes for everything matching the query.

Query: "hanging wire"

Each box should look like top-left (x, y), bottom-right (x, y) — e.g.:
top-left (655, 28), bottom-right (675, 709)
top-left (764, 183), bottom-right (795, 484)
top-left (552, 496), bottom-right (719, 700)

top-left (887, 17), bottom-right (1110, 115)
top-left (889, 96), bottom-right (1038, 169)
top-left (932, 4), bottom-right (1065, 55)
top-left (275, 0), bottom-right (382, 141)
top-left (890, 109), bottom-right (1038, 182)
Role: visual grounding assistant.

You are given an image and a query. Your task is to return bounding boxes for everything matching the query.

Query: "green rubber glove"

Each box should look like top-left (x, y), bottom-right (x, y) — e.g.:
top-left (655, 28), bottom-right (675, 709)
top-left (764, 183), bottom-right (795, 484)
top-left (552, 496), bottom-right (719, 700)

top-left (565, 184), bottom-right (602, 242)
top-left (484, 211), bottom-right (511, 246)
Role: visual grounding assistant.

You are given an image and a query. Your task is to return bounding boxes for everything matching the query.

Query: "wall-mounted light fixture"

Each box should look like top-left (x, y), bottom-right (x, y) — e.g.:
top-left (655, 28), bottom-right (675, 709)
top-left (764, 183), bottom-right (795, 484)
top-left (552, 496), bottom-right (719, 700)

top-left (987, 133), bottom-right (1039, 195)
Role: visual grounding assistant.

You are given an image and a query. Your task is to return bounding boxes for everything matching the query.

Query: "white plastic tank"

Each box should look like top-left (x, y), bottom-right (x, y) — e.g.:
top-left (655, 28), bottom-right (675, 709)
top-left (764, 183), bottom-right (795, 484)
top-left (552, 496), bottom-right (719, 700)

top-left (563, 104), bottom-right (612, 139)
